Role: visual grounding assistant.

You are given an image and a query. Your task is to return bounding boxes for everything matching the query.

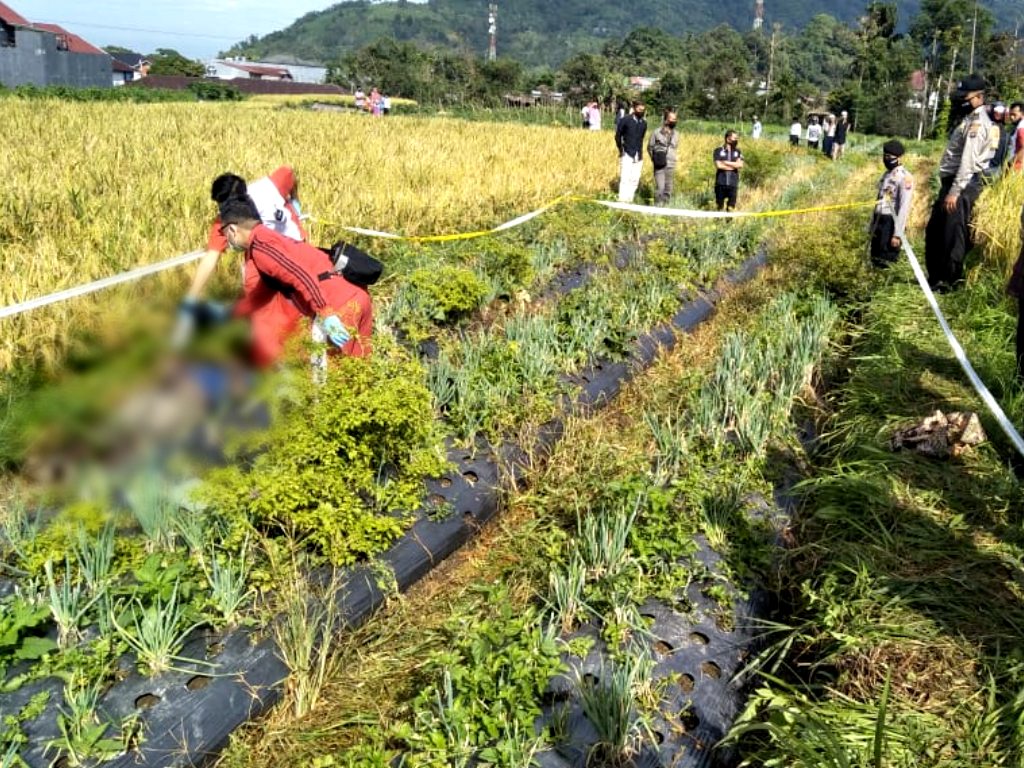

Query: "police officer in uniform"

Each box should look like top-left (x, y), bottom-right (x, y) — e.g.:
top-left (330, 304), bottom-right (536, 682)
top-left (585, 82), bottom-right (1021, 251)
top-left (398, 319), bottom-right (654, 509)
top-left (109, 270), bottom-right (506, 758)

top-left (924, 73), bottom-right (996, 291)
top-left (870, 140), bottom-right (913, 268)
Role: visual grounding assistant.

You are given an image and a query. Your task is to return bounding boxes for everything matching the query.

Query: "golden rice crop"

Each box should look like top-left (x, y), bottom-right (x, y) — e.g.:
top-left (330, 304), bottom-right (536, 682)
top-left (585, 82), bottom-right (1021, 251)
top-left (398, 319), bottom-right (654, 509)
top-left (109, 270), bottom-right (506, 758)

top-left (973, 170), bottom-right (1024, 277)
top-left (0, 100), bottom-right (719, 372)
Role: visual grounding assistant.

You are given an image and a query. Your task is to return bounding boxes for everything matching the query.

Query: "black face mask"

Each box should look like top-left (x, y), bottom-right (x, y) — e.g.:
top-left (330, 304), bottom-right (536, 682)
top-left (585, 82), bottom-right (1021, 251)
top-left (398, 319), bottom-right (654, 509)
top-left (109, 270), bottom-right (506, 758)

top-left (883, 157), bottom-right (899, 171)
top-left (666, 121), bottom-right (677, 129)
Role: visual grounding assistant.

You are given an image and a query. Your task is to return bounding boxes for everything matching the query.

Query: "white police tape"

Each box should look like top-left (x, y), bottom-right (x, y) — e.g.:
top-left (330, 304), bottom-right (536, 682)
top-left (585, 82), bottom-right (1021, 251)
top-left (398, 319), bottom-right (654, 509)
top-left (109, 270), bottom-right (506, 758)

top-left (0, 250), bottom-right (207, 321)
top-left (902, 240), bottom-right (1024, 459)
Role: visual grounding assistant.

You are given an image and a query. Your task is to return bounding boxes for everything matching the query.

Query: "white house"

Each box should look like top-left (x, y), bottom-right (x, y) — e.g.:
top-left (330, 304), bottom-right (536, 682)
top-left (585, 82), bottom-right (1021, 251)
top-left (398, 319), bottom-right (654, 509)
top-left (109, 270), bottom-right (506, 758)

top-left (205, 58), bottom-right (327, 84)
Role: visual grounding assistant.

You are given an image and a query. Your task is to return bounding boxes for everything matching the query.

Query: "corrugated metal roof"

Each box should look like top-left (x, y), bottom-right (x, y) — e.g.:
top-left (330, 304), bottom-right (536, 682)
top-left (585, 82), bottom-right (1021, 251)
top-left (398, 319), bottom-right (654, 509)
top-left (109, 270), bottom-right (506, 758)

top-left (33, 23), bottom-right (109, 57)
top-left (224, 61), bottom-right (293, 78)
top-left (0, 1), bottom-right (30, 27)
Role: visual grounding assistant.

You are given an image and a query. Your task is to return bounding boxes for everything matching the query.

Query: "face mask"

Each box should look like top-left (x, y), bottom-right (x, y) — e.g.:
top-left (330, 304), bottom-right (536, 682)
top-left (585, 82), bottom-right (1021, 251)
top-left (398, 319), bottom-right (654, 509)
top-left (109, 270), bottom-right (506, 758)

top-left (666, 121), bottom-right (677, 129)
top-left (635, 111), bottom-right (645, 119)
top-left (883, 157), bottom-right (899, 171)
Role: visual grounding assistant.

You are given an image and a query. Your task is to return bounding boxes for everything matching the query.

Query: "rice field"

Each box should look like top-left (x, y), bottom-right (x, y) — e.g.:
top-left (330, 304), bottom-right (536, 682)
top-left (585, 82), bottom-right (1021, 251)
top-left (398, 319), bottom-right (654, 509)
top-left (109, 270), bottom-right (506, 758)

top-left (0, 99), bottom-right (722, 371)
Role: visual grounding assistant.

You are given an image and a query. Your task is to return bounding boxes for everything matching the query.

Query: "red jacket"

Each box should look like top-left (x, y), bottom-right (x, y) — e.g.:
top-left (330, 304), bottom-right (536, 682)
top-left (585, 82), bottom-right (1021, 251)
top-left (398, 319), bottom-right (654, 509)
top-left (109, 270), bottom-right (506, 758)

top-left (239, 224), bottom-right (373, 357)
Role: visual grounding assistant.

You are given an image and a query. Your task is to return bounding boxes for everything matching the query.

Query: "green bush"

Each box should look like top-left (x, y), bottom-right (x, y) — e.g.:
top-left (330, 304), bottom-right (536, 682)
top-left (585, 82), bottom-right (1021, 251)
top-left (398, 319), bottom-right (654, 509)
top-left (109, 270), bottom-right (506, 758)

top-left (197, 350), bottom-right (448, 565)
top-left (738, 144), bottom-right (786, 188)
top-left (394, 264), bottom-right (490, 341)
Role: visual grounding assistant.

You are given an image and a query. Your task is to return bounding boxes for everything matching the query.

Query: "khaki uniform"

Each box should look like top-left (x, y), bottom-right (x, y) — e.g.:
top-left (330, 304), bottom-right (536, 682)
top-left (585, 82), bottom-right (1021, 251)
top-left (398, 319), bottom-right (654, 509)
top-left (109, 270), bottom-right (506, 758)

top-left (870, 164), bottom-right (914, 266)
top-left (926, 105), bottom-right (997, 288)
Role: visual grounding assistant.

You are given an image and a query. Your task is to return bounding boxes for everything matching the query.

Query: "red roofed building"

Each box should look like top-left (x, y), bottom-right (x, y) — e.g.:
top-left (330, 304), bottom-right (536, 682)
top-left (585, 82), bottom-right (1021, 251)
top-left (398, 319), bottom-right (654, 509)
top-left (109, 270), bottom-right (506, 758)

top-left (0, 1), bottom-right (112, 88)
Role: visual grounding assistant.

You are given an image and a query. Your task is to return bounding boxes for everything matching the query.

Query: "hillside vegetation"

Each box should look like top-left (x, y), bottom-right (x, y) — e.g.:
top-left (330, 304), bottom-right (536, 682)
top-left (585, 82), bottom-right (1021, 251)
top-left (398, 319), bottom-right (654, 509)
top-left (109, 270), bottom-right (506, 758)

top-left (225, 0), bottom-right (1020, 68)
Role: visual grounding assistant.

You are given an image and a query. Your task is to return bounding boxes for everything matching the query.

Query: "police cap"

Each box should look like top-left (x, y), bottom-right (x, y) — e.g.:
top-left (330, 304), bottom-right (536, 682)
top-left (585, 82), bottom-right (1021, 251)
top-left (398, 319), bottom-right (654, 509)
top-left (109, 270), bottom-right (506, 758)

top-left (882, 139), bottom-right (905, 157)
top-left (957, 73), bottom-right (987, 94)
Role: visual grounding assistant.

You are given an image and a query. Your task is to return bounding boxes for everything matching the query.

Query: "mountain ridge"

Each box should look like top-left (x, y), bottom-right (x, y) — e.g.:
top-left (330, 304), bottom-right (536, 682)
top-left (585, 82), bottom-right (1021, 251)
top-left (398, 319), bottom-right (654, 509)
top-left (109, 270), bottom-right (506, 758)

top-left (226, 0), bottom-right (1019, 69)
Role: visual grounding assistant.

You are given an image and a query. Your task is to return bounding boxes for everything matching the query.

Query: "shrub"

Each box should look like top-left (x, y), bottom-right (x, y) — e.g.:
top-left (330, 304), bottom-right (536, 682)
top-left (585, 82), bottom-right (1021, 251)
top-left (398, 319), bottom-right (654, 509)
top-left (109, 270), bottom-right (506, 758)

top-left (197, 349), bottom-right (448, 565)
top-left (739, 144), bottom-right (785, 188)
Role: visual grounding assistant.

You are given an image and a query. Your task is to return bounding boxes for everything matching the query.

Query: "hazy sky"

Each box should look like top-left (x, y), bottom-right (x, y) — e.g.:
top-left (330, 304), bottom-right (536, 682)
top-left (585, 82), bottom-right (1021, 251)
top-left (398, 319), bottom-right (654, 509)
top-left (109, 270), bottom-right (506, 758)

top-left (22, 1), bottom-right (349, 59)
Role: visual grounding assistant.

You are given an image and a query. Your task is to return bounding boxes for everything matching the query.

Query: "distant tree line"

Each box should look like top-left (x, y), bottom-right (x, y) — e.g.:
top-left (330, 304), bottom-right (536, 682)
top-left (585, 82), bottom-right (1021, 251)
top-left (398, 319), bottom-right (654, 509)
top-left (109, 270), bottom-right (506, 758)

top-left (327, 0), bottom-right (1024, 137)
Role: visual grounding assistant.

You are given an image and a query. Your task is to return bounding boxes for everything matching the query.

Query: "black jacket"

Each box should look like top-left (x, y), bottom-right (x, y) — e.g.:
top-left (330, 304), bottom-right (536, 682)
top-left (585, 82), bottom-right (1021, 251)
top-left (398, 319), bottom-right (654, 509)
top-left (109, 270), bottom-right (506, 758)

top-left (616, 114), bottom-right (648, 161)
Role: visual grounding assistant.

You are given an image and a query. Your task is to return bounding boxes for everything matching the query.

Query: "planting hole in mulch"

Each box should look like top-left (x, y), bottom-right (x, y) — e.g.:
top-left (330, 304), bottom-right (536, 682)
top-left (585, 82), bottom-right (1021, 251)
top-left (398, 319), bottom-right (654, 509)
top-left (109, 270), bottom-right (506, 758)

top-left (206, 640), bottom-right (224, 658)
top-left (429, 493), bottom-right (447, 507)
top-left (462, 471), bottom-right (478, 485)
top-left (653, 730), bottom-right (666, 745)
top-left (654, 640), bottom-right (675, 656)
top-left (678, 673), bottom-right (695, 692)
top-left (439, 477), bottom-right (453, 489)
top-left (187, 675), bottom-right (212, 691)
top-left (689, 632), bottom-right (709, 646)
top-left (135, 693), bottom-right (161, 710)
top-left (680, 709), bottom-right (700, 732)
top-left (700, 661), bottom-right (722, 679)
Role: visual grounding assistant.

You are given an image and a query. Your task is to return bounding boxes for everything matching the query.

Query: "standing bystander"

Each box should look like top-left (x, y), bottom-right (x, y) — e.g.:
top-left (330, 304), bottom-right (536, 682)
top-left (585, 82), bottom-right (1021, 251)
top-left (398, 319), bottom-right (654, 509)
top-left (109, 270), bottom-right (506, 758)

top-left (751, 115), bottom-right (762, 139)
top-left (713, 130), bottom-right (745, 211)
top-left (615, 101), bottom-right (648, 203)
top-left (648, 108), bottom-right (680, 205)
top-left (869, 140), bottom-right (913, 268)
top-left (789, 117), bottom-right (802, 147)
top-left (806, 117), bottom-right (822, 150)
top-left (1007, 102), bottom-right (1024, 172)
top-left (924, 74), bottom-right (996, 291)
top-left (832, 111), bottom-right (850, 159)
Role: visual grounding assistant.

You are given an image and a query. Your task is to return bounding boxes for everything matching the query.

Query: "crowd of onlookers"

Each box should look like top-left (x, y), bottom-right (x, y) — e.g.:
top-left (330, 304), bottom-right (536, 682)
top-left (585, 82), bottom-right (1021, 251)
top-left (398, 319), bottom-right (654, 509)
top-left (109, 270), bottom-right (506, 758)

top-left (352, 86), bottom-right (391, 116)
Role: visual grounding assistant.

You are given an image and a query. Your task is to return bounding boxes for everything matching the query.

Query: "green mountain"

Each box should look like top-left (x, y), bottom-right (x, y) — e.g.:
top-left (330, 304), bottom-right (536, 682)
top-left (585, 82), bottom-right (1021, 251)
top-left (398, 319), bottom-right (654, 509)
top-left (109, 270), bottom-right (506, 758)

top-left (227, 0), bottom-right (1020, 69)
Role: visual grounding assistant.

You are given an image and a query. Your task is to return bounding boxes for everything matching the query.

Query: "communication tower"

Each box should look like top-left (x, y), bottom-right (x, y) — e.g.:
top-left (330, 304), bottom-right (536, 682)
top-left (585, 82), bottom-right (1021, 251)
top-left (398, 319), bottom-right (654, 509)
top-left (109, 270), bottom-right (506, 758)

top-left (754, 0), bottom-right (765, 30)
top-left (488, 4), bottom-right (498, 61)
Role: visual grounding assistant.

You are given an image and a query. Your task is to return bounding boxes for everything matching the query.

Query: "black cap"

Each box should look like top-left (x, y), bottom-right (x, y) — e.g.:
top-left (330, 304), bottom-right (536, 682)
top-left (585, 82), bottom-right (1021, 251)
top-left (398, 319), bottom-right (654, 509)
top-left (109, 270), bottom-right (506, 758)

top-left (882, 139), bottom-right (905, 157)
top-left (957, 73), bottom-right (987, 93)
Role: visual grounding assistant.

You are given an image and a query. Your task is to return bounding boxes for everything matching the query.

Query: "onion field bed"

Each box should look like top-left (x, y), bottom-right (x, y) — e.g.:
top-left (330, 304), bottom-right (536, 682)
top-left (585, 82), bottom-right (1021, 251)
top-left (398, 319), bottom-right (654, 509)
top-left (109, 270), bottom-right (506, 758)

top-left (1, 99), bottom-right (1022, 768)
top-left (211, 151), bottom-right (1024, 767)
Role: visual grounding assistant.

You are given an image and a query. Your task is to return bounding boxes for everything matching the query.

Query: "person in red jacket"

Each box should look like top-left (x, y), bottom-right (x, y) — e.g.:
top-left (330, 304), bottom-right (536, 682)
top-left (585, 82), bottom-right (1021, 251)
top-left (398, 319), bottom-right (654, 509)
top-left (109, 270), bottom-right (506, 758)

top-left (175, 168), bottom-right (310, 366)
top-left (218, 197), bottom-right (372, 363)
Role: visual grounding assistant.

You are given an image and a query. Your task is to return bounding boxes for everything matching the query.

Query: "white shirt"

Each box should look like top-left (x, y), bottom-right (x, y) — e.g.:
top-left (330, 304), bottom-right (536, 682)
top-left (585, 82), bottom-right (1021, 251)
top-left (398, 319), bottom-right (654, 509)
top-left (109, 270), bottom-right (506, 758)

top-left (588, 106), bottom-right (601, 130)
top-left (790, 121), bottom-right (802, 137)
top-left (806, 124), bottom-right (822, 142)
top-left (751, 120), bottom-right (762, 139)
top-left (247, 176), bottom-right (304, 242)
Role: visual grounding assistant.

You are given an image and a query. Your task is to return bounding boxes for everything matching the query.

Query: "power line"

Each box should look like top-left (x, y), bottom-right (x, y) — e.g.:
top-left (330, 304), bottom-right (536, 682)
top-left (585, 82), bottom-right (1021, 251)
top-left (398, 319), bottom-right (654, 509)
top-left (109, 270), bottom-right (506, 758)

top-left (31, 18), bottom-right (242, 42)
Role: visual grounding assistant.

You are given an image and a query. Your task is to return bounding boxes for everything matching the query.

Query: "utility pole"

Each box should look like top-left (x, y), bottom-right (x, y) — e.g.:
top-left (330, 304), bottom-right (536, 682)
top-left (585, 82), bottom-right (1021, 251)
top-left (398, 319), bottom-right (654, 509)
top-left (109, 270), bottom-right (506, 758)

top-left (968, 0), bottom-right (979, 72)
top-left (765, 22), bottom-right (778, 117)
top-left (487, 4), bottom-right (497, 62)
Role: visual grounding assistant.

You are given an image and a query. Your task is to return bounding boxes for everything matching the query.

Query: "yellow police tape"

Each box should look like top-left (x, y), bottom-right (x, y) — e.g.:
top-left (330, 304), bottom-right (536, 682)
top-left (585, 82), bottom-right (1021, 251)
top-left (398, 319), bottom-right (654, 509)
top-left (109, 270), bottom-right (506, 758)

top-left (313, 196), bottom-right (876, 243)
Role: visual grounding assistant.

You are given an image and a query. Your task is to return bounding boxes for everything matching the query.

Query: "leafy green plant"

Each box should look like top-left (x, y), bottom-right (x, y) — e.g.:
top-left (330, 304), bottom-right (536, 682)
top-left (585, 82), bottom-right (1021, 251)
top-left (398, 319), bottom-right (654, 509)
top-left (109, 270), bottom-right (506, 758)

top-left (0, 596), bottom-right (57, 688)
top-left (393, 590), bottom-right (563, 765)
top-left (112, 582), bottom-right (201, 676)
top-left (198, 350), bottom-right (447, 565)
top-left (45, 676), bottom-right (122, 766)
top-left (124, 471), bottom-right (182, 553)
top-left (73, 523), bottom-right (115, 594)
top-left (44, 558), bottom-right (100, 650)
top-left (577, 500), bottom-right (637, 582)
top-left (547, 556), bottom-right (589, 634)
top-left (574, 653), bottom-right (652, 766)
top-left (204, 540), bottom-right (254, 628)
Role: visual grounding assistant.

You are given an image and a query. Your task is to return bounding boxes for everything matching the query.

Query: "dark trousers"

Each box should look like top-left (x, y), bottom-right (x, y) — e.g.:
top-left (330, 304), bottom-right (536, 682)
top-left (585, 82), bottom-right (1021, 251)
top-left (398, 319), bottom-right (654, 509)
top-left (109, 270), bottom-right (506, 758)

top-left (870, 214), bottom-right (901, 267)
top-left (1017, 299), bottom-right (1024, 384)
top-left (715, 184), bottom-right (738, 211)
top-left (925, 176), bottom-right (981, 289)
